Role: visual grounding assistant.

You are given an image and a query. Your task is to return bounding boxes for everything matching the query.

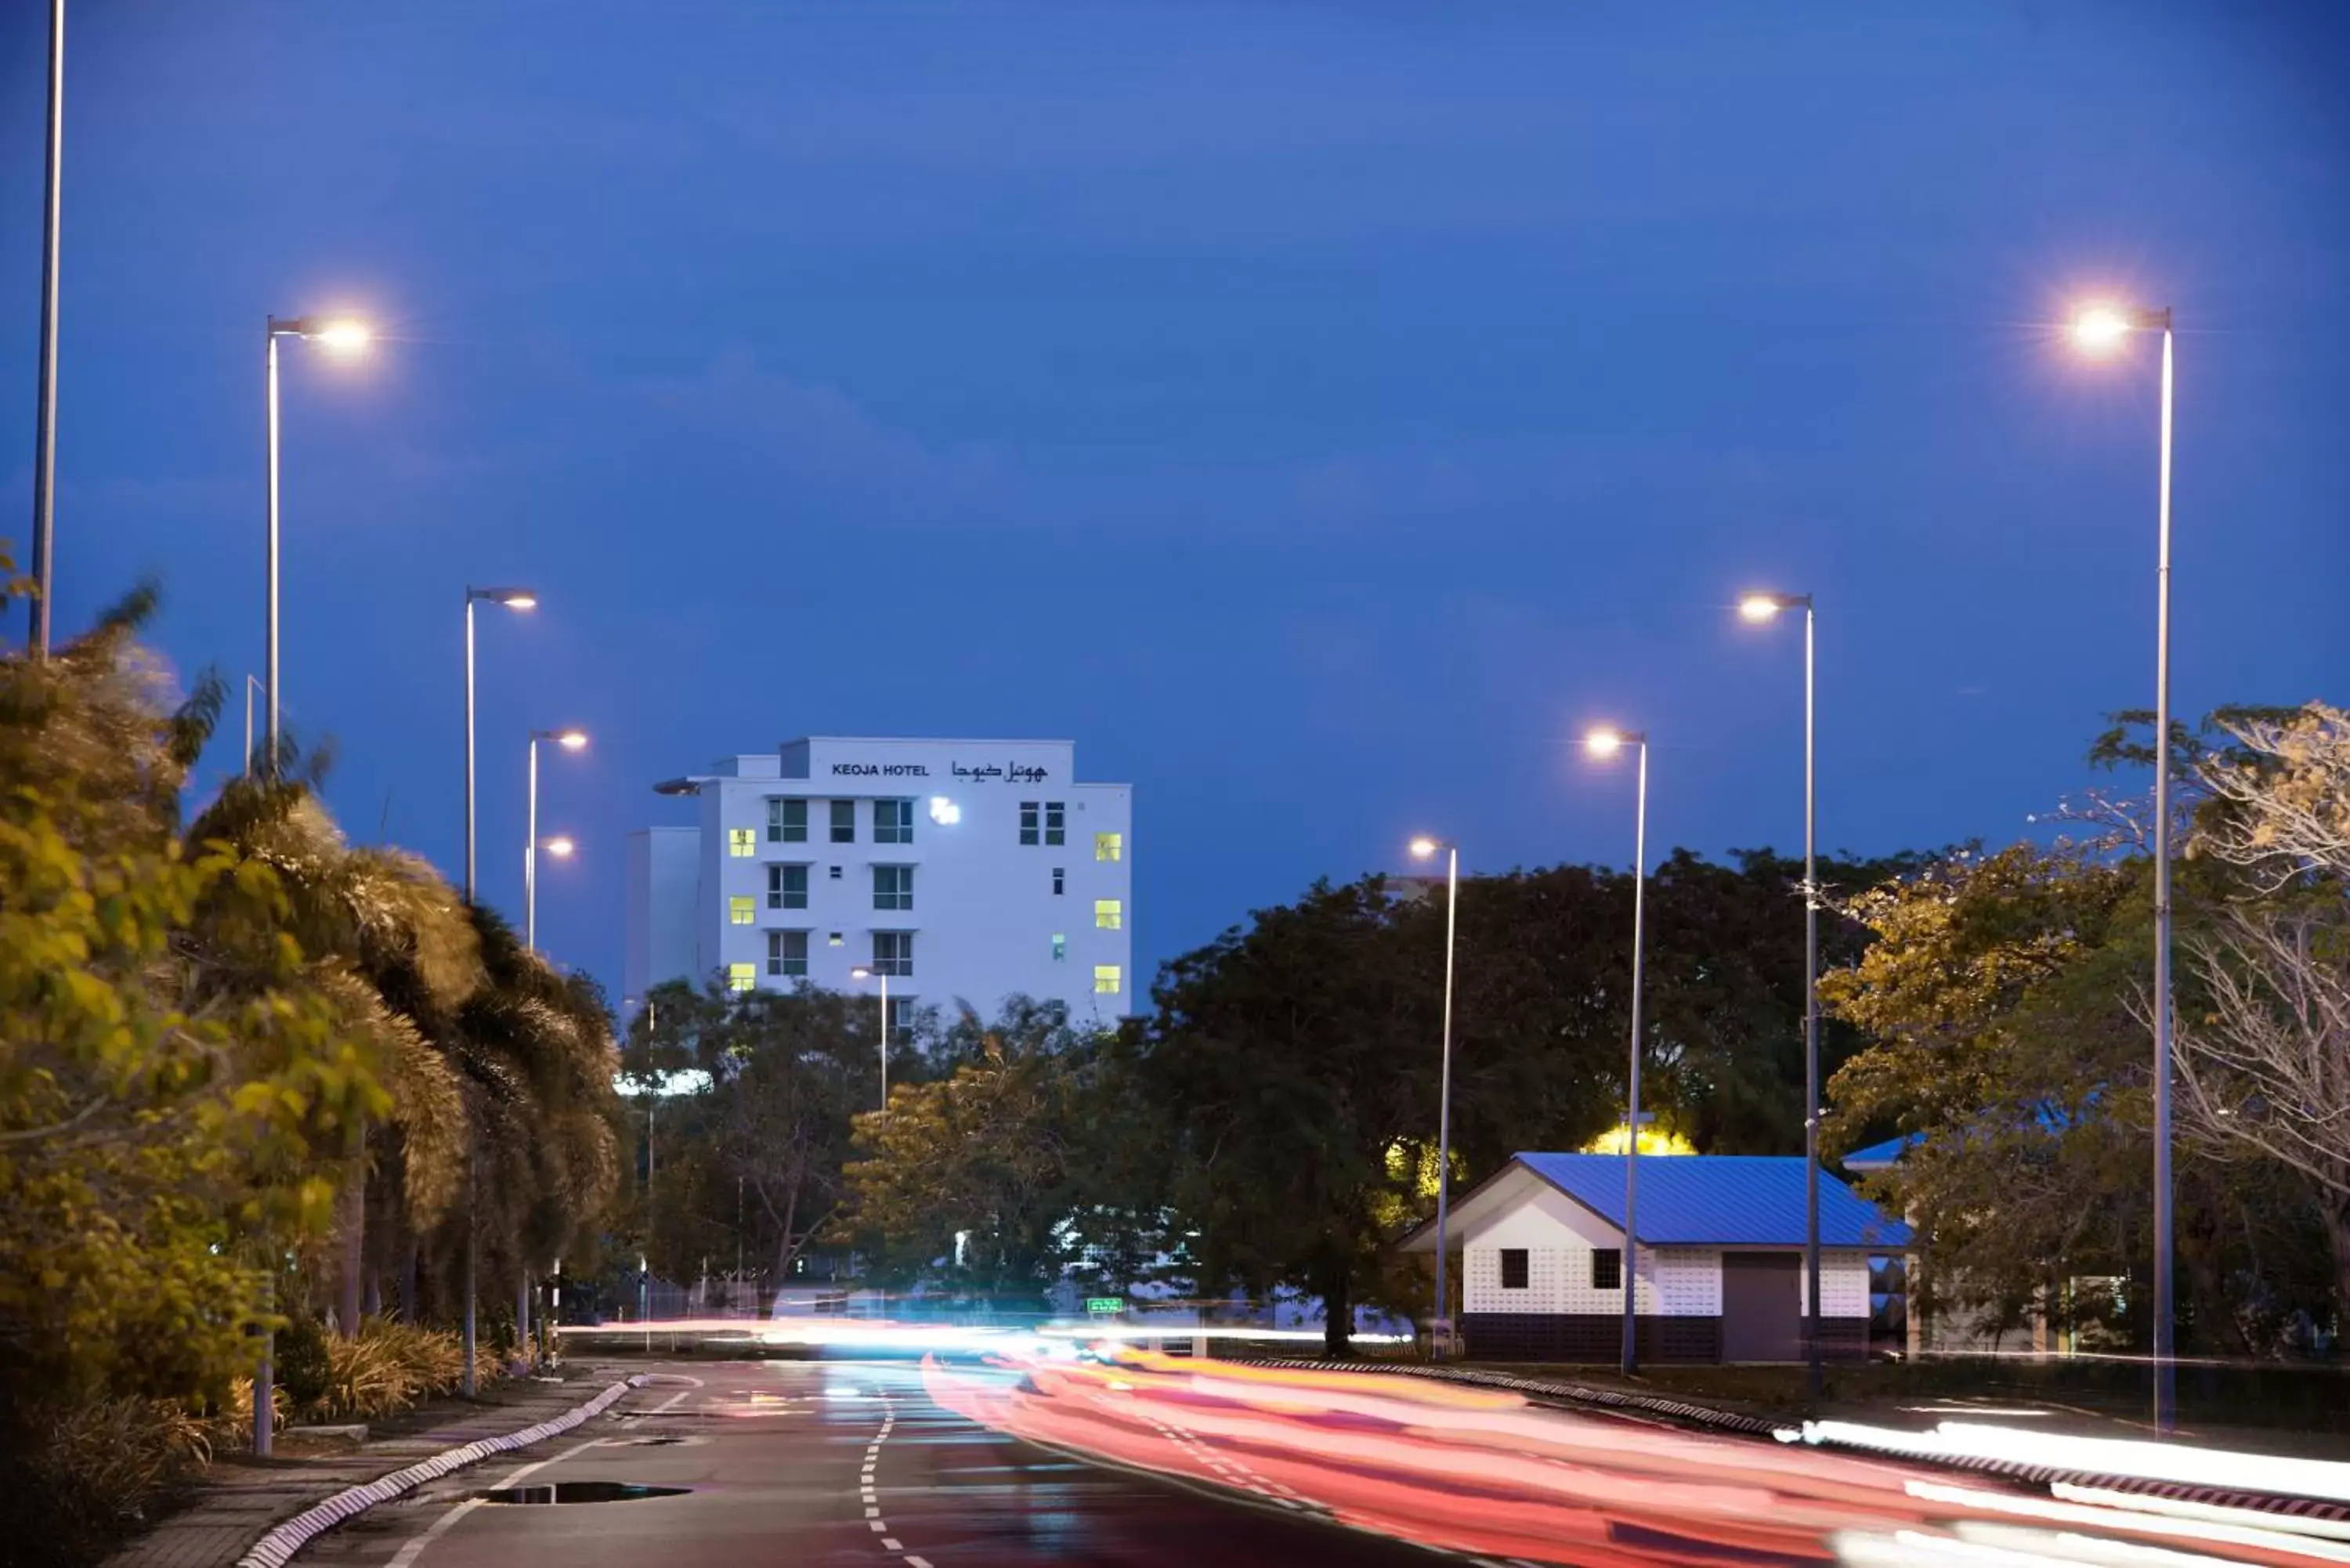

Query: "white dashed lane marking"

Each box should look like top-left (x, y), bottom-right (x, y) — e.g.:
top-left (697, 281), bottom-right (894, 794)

top-left (847, 1389), bottom-right (924, 1563)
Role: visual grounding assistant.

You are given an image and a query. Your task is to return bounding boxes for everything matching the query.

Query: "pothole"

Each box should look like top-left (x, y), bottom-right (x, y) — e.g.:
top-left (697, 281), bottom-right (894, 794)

top-left (475, 1482), bottom-right (691, 1505)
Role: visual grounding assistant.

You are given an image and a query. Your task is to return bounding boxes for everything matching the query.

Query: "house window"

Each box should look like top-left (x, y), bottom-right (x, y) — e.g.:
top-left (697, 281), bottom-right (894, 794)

top-left (830, 800), bottom-right (855, 844)
top-left (1019, 802), bottom-right (1039, 845)
top-left (1500, 1248), bottom-right (1530, 1290)
top-left (728, 827), bottom-right (756, 858)
top-left (873, 798), bottom-right (913, 844)
top-left (1052, 867), bottom-right (1065, 895)
top-left (728, 895), bottom-right (755, 926)
top-left (1051, 933), bottom-right (1066, 962)
top-left (1095, 832), bottom-right (1122, 862)
top-left (830, 865), bottom-right (843, 880)
top-left (1592, 1248), bottom-right (1623, 1292)
top-left (767, 930), bottom-right (808, 977)
top-left (1094, 898), bottom-right (1122, 930)
top-left (1093, 963), bottom-right (1121, 995)
top-left (726, 963), bottom-right (756, 993)
top-left (827, 931), bottom-right (843, 946)
top-left (873, 930), bottom-right (913, 977)
top-left (768, 798), bottom-right (807, 843)
top-left (1045, 801), bottom-right (1065, 845)
top-left (768, 864), bottom-right (808, 909)
top-left (873, 865), bottom-right (914, 912)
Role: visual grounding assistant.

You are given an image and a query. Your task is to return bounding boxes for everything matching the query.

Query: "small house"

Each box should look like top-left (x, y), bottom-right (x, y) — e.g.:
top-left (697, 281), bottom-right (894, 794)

top-left (1400, 1153), bottom-right (1911, 1364)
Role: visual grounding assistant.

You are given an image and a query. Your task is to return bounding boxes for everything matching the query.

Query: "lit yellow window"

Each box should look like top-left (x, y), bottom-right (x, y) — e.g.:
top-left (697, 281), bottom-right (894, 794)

top-left (1095, 832), bottom-right (1122, 862)
top-left (1094, 898), bottom-right (1122, 930)
top-left (728, 827), bottom-right (756, 858)
top-left (1094, 964), bottom-right (1121, 995)
top-left (728, 895), bottom-right (755, 925)
top-left (727, 963), bottom-right (756, 992)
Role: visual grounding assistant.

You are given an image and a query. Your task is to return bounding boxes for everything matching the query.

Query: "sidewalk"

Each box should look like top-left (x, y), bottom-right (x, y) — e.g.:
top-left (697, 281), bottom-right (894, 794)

top-left (105, 1364), bottom-right (629, 1568)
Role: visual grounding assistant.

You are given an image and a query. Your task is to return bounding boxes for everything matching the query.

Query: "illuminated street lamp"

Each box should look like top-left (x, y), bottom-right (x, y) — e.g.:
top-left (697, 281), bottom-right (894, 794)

top-left (2067, 297), bottom-right (2180, 1430)
top-left (1737, 590), bottom-right (1824, 1395)
top-left (850, 966), bottom-right (891, 1111)
top-left (526, 728), bottom-right (588, 952)
top-left (1408, 835), bottom-right (1462, 1360)
top-left (262, 314), bottom-right (371, 775)
top-left (1585, 725), bottom-right (1649, 1376)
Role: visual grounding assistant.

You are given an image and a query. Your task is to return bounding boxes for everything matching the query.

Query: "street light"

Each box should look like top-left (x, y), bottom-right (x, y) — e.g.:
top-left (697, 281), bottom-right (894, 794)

top-left (1408, 835), bottom-right (1461, 1361)
top-left (2068, 297), bottom-right (2179, 1431)
top-left (526, 728), bottom-right (588, 952)
top-left (262, 315), bottom-right (371, 775)
top-left (463, 587), bottom-right (537, 901)
top-left (850, 966), bottom-right (891, 1111)
top-left (1585, 725), bottom-right (1649, 1376)
top-left (1737, 589), bottom-right (1824, 1396)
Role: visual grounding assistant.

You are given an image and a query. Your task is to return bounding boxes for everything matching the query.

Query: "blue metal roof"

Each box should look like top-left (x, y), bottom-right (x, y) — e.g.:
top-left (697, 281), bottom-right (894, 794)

top-left (1515, 1152), bottom-right (1912, 1248)
top-left (1839, 1133), bottom-right (1920, 1170)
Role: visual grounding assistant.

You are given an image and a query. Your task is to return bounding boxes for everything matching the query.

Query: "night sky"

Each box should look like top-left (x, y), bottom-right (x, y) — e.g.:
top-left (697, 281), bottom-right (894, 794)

top-left (4, 2), bottom-right (2344, 1004)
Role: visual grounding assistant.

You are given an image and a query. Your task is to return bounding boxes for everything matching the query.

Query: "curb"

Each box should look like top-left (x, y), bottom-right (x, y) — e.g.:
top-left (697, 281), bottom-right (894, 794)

top-left (233, 1374), bottom-right (652, 1568)
top-left (1231, 1358), bottom-right (2350, 1523)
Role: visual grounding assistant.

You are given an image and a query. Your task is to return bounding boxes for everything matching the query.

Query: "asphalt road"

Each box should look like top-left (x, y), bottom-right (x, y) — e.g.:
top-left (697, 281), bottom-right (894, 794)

top-left (298, 1358), bottom-right (1444, 1568)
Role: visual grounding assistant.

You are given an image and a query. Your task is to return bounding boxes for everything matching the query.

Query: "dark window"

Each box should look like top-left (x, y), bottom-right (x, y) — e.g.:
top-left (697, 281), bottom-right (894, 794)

top-left (873, 930), bottom-right (913, 977)
top-left (1052, 867), bottom-right (1065, 895)
top-left (1592, 1248), bottom-right (1623, 1292)
top-left (830, 800), bottom-right (855, 844)
top-left (768, 797), bottom-right (807, 843)
top-left (1499, 1248), bottom-right (1530, 1289)
top-left (829, 865), bottom-right (843, 880)
top-left (768, 863), bottom-right (808, 909)
top-left (873, 864), bottom-right (914, 911)
top-left (1045, 801), bottom-right (1066, 845)
top-left (873, 798), bottom-right (913, 844)
top-left (1019, 801), bottom-right (1039, 845)
top-left (767, 930), bottom-right (808, 977)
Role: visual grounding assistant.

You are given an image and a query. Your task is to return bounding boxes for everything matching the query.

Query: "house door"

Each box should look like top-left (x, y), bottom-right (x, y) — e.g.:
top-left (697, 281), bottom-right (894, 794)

top-left (1721, 1252), bottom-right (1802, 1362)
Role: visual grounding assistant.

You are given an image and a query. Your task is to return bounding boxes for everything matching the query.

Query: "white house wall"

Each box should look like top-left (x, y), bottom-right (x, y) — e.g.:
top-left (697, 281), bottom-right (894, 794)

top-left (1795, 1249), bottom-right (1872, 1317)
top-left (1464, 1244), bottom-right (1720, 1317)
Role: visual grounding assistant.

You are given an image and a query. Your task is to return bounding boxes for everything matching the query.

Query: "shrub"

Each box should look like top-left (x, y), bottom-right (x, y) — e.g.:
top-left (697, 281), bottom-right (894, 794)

top-left (0, 1397), bottom-right (212, 1568)
top-left (276, 1313), bottom-right (333, 1410)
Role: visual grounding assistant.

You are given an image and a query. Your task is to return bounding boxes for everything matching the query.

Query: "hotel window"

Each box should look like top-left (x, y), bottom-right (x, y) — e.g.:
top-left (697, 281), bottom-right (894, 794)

top-left (728, 827), bottom-right (756, 858)
top-left (1592, 1248), bottom-right (1623, 1292)
top-left (1095, 832), bottom-right (1123, 862)
top-left (1093, 963), bottom-right (1120, 995)
top-left (873, 865), bottom-right (914, 912)
top-left (1051, 933), bottom-right (1066, 962)
top-left (1019, 801), bottom-right (1039, 845)
top-left (872, 930), bottom-right (913, 977)
top-left (1500, 1248), bottom-right (1530, 1290)
top-left (1044, 801), bottom-right (1065, 845)
top-left (1052, 867), bottom-right (1065, 895)
top-left (827, 932), bottom-right (843, 947)
top-left (1094, 898), bottom-right (1122, 930)
top-left (767, 930), bottom-right (808, 977)
top-left (768, 864), bottom-right (808, 910)
top-left (768, 797), bottom-right (807, 843)
top-left (873, 798), bottom-right (913, 844)
top-left (830, 800), bottom-right (855, 843)
top-left (726, 962), bottom-right (756, 993)
top-left (728, 895), bottom-right (755, 926)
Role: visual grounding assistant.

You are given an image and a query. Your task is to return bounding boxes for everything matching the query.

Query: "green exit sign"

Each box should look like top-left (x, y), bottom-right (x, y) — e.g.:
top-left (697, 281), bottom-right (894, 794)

top-left (1084, 1297), bottom-right (1124, 1314)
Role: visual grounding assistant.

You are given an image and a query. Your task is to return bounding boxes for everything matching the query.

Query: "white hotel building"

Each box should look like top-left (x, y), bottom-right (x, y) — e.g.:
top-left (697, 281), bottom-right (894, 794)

top-left (626, 737), bottom-right (1133, 1025)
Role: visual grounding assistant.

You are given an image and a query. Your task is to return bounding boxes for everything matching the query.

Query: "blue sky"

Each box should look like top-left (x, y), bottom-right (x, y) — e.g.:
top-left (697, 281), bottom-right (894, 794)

top-left (3, 1), bottom-right (2344, 1001)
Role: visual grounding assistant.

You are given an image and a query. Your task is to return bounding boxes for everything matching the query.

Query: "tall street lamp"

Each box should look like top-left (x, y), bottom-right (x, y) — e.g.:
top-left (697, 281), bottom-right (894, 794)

top-left (850, 966), bottom-right (892, 1111)
top-left (1408, 835), bottom-right (1461, 1361)
top-left (2071, 298), bottom-right (2179, 1431)
top-left (463, 587), bottom-right (538, 901)
top-left (262, 316), bottom-right (370, 775)
top-left (1739, 589), bottom-right (1824, 1396)
top-left (526, 728), bottom-right (588, 951)
top-left (1586, 726), bottom-right (1649, 1376)
top-left (27, 0), bottom-right (63, 658)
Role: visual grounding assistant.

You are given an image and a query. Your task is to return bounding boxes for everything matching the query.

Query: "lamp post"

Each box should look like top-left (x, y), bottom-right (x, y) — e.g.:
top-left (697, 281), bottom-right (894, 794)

top-left (1586, 726), bottom-right (1649, 1376)
top-left (455, 586), bottom-right (532, 1396)
top-left (262, 316), bottom-right (370, 775)
top-left (2070, 299), bottom-right (2179, 1432)
top-left (1408, 836), bottom-right (1461, 1361)
top-left (27, 0), bottom-right (63, 658)
top-left (526, 728), bottom-right (587, 951)
top-left (850, 966), bottom-right (891, 1110)
top-left (1739, 590), bottom-right (1823, 1396)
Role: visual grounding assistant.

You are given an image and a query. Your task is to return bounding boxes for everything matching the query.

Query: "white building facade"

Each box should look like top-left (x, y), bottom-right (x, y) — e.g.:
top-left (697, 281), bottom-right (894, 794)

top-left (626, 736), bottom-right (1133, 1027)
